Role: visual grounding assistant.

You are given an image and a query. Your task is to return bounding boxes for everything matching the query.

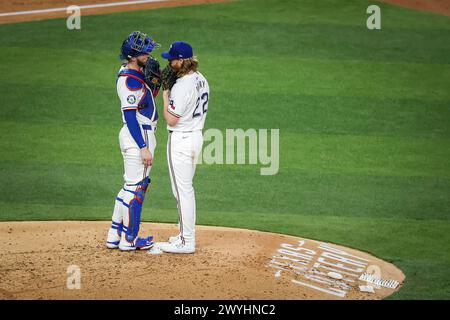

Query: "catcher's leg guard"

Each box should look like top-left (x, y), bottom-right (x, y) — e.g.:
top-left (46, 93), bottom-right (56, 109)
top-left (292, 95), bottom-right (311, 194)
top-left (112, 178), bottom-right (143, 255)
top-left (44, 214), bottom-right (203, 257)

top-left (122, 177), bottom-right (150, 243)
top-left (111, 221), bottom-right (123, 237)
top-left (106, 221), bottom-right (123, 248)
top-left (111, 188), bottom-right (126, 223)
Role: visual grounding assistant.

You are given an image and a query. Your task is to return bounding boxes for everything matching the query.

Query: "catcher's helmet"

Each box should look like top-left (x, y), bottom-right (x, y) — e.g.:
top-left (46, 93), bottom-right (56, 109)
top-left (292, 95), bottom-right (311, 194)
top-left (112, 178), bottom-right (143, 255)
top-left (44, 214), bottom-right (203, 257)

top-left (120, 31), bottom-right (160, 60)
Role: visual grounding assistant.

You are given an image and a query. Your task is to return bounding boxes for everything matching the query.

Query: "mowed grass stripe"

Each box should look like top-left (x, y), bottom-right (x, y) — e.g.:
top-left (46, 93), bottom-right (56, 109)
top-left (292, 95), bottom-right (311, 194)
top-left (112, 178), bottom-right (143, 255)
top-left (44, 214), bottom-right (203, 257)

top-left (1, 84), bottom-right (450, 140)
top-left (202, 57), bottom-right (450, 99)
top-left (281, 133), bottom-right (450, 178)
top-left (2, 48), bottom-right (450, 101)
top-left (204, 91), bottom-right (450, 139)
top-left (0, 121), bottom-right (122, 166)
top-left (1, 160), bottom-right (449, 220)
top-left (2, 120), bottom-right (449, 179)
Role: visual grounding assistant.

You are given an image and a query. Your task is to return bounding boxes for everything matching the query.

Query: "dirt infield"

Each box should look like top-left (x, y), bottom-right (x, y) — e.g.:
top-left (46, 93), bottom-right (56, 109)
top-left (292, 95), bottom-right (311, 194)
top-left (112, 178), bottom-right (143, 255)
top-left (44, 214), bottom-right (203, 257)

top-left (381, 0), bottom-right (450, 16)
top-left (0, 221), bottom-right (404, 300)
top-left (0, 0), bottom-right (229, 24)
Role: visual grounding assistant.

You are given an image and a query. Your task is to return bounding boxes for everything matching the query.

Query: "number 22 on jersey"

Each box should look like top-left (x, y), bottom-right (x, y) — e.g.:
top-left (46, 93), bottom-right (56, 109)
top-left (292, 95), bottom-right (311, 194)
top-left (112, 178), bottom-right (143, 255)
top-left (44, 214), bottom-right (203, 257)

top-left (193, 92), bottom-right (209, 118)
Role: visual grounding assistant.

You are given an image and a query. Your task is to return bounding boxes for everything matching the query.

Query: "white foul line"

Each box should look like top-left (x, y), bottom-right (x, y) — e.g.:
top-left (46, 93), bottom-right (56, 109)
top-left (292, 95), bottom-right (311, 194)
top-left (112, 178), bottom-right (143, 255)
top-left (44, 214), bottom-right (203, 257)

top-left (0, 0), bottom-right (168, 17)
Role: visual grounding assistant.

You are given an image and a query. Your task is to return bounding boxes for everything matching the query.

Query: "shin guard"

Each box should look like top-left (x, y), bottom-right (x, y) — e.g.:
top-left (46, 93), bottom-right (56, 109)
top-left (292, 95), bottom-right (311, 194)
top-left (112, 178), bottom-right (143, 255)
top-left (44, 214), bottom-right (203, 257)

top-left (123, 177), bottom-right (150, 243)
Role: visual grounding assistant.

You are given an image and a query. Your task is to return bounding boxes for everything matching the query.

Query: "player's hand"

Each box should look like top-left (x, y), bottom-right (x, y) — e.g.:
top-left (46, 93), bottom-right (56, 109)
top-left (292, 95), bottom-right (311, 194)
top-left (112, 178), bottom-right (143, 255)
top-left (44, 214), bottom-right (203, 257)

top-left (140, 148), bottom-right (153, 167)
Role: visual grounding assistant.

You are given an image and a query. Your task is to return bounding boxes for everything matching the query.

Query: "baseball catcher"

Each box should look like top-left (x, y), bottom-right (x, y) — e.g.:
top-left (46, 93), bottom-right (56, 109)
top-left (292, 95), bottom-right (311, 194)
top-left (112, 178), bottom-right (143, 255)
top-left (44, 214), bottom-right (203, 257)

top-left (106, 31), bottom-right (161, 251)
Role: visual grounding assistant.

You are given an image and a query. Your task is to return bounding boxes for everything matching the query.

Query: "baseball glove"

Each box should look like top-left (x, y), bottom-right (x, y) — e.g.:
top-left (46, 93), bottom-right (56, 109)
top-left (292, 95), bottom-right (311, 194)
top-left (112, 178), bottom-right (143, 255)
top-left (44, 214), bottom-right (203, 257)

top-left (143, 56), bottom-right (161, 96)
top-left (161, 64), bottom-right (178, 90)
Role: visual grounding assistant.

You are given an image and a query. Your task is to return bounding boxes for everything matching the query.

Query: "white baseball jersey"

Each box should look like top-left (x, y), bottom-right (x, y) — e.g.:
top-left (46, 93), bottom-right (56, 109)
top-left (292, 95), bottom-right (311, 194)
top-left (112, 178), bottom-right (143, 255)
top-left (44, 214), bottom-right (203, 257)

top-left (167, 71), bottom-right (209, 132)
top-left (108, 65), bottom-right (158, 250)
top-left (117, 65), bottom-right (158, 127)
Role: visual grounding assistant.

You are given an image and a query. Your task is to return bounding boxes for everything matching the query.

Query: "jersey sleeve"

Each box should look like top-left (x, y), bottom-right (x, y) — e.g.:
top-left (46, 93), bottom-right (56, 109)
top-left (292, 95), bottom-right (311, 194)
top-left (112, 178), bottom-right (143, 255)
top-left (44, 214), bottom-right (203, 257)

top-left (167, 84), bottom-right (190, 118)
top-left (118, 77), bottom-right (143, 111)
top-left (123, 110), bottom-right (146, 149)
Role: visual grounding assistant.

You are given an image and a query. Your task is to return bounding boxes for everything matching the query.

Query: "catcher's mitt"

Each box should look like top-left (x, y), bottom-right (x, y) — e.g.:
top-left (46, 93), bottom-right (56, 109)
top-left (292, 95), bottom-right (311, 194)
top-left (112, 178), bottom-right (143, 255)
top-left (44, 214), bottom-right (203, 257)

top-left (143, 56), bottom-right (161, 95)
top-left (161, 64), bottom-right (178, 90)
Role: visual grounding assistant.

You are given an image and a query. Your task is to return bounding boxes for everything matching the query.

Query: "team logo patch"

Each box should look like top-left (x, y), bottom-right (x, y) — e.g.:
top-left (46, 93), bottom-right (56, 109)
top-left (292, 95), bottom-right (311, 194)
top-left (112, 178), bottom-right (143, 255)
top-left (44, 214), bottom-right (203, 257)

top-left (169, 100), bottom-right (175, 110)
top-left (127, 95), bottom-right (136, 104)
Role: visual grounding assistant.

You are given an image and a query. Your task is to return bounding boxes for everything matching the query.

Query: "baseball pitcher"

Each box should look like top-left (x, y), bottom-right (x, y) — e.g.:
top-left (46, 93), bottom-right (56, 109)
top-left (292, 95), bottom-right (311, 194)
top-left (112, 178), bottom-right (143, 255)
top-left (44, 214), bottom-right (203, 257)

top-left (158, 41), bottom-right (210, 254)
top-left (106, 31), bottom-right (162, 251)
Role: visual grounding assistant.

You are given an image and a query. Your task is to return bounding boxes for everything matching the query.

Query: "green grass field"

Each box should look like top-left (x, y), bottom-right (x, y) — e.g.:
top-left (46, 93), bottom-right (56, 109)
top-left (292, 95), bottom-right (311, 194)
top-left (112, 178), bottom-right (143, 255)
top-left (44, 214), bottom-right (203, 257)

top-left (1, 0), bottom-right (449, 299)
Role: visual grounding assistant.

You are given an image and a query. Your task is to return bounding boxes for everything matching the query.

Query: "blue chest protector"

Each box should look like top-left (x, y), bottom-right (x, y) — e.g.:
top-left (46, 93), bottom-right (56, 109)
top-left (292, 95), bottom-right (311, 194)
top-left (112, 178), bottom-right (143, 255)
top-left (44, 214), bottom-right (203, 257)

top-left (118, 68), bottom-right (158, 122)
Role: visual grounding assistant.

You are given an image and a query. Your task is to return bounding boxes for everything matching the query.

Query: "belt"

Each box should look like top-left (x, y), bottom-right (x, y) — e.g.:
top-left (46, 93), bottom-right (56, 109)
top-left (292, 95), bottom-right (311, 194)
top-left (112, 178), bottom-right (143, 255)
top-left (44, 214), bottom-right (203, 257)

top-left (168, 130), bottom-right (194, 133)
top-left (142, 124), bottom-right (154, 131)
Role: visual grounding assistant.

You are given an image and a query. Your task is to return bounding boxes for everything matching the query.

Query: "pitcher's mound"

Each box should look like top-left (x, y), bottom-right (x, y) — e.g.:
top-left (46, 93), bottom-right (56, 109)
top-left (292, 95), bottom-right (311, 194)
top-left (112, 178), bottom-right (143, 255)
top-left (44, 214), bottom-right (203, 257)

top-left (0, 221), bottom-right (404, 299)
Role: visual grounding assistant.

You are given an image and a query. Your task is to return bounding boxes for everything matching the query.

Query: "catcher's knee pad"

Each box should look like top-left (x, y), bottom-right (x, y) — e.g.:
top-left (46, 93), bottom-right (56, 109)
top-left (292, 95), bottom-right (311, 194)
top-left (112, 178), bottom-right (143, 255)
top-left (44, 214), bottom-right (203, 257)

top-left (111, 221), bottom-right (123, 237)
top-left (123, 177), bottom-right (150, 242)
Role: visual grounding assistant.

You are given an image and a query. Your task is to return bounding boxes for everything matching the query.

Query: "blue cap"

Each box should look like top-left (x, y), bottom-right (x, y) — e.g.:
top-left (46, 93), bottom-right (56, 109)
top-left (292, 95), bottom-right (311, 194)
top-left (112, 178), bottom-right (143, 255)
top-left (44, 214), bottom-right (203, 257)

top-left (161, 41), bottom-right (193, 60)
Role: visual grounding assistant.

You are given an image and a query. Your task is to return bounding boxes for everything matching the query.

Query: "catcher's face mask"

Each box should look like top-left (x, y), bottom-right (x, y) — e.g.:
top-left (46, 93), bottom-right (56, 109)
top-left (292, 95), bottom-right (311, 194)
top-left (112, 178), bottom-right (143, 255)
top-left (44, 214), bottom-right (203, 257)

top-left (130, 32), bottom-right (158, 54)
top-left (120, 31), bottom-right (160, 60)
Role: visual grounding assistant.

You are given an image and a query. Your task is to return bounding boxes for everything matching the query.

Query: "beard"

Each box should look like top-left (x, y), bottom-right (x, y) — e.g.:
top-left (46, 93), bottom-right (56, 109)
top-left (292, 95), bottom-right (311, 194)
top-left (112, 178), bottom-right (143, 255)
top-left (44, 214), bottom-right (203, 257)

top-left (170, 60), bottom-right (182, 71)
top-left (137, 58), bottom-right (147, 68)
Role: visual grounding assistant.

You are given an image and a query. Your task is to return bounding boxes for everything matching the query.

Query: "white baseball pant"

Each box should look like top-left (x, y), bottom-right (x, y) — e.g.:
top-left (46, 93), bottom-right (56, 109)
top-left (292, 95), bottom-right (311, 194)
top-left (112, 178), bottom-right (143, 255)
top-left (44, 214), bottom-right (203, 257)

top-left (110, 124), bottom-right (157, 227)
top-left (167, 130), bottom-right (203, 244)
